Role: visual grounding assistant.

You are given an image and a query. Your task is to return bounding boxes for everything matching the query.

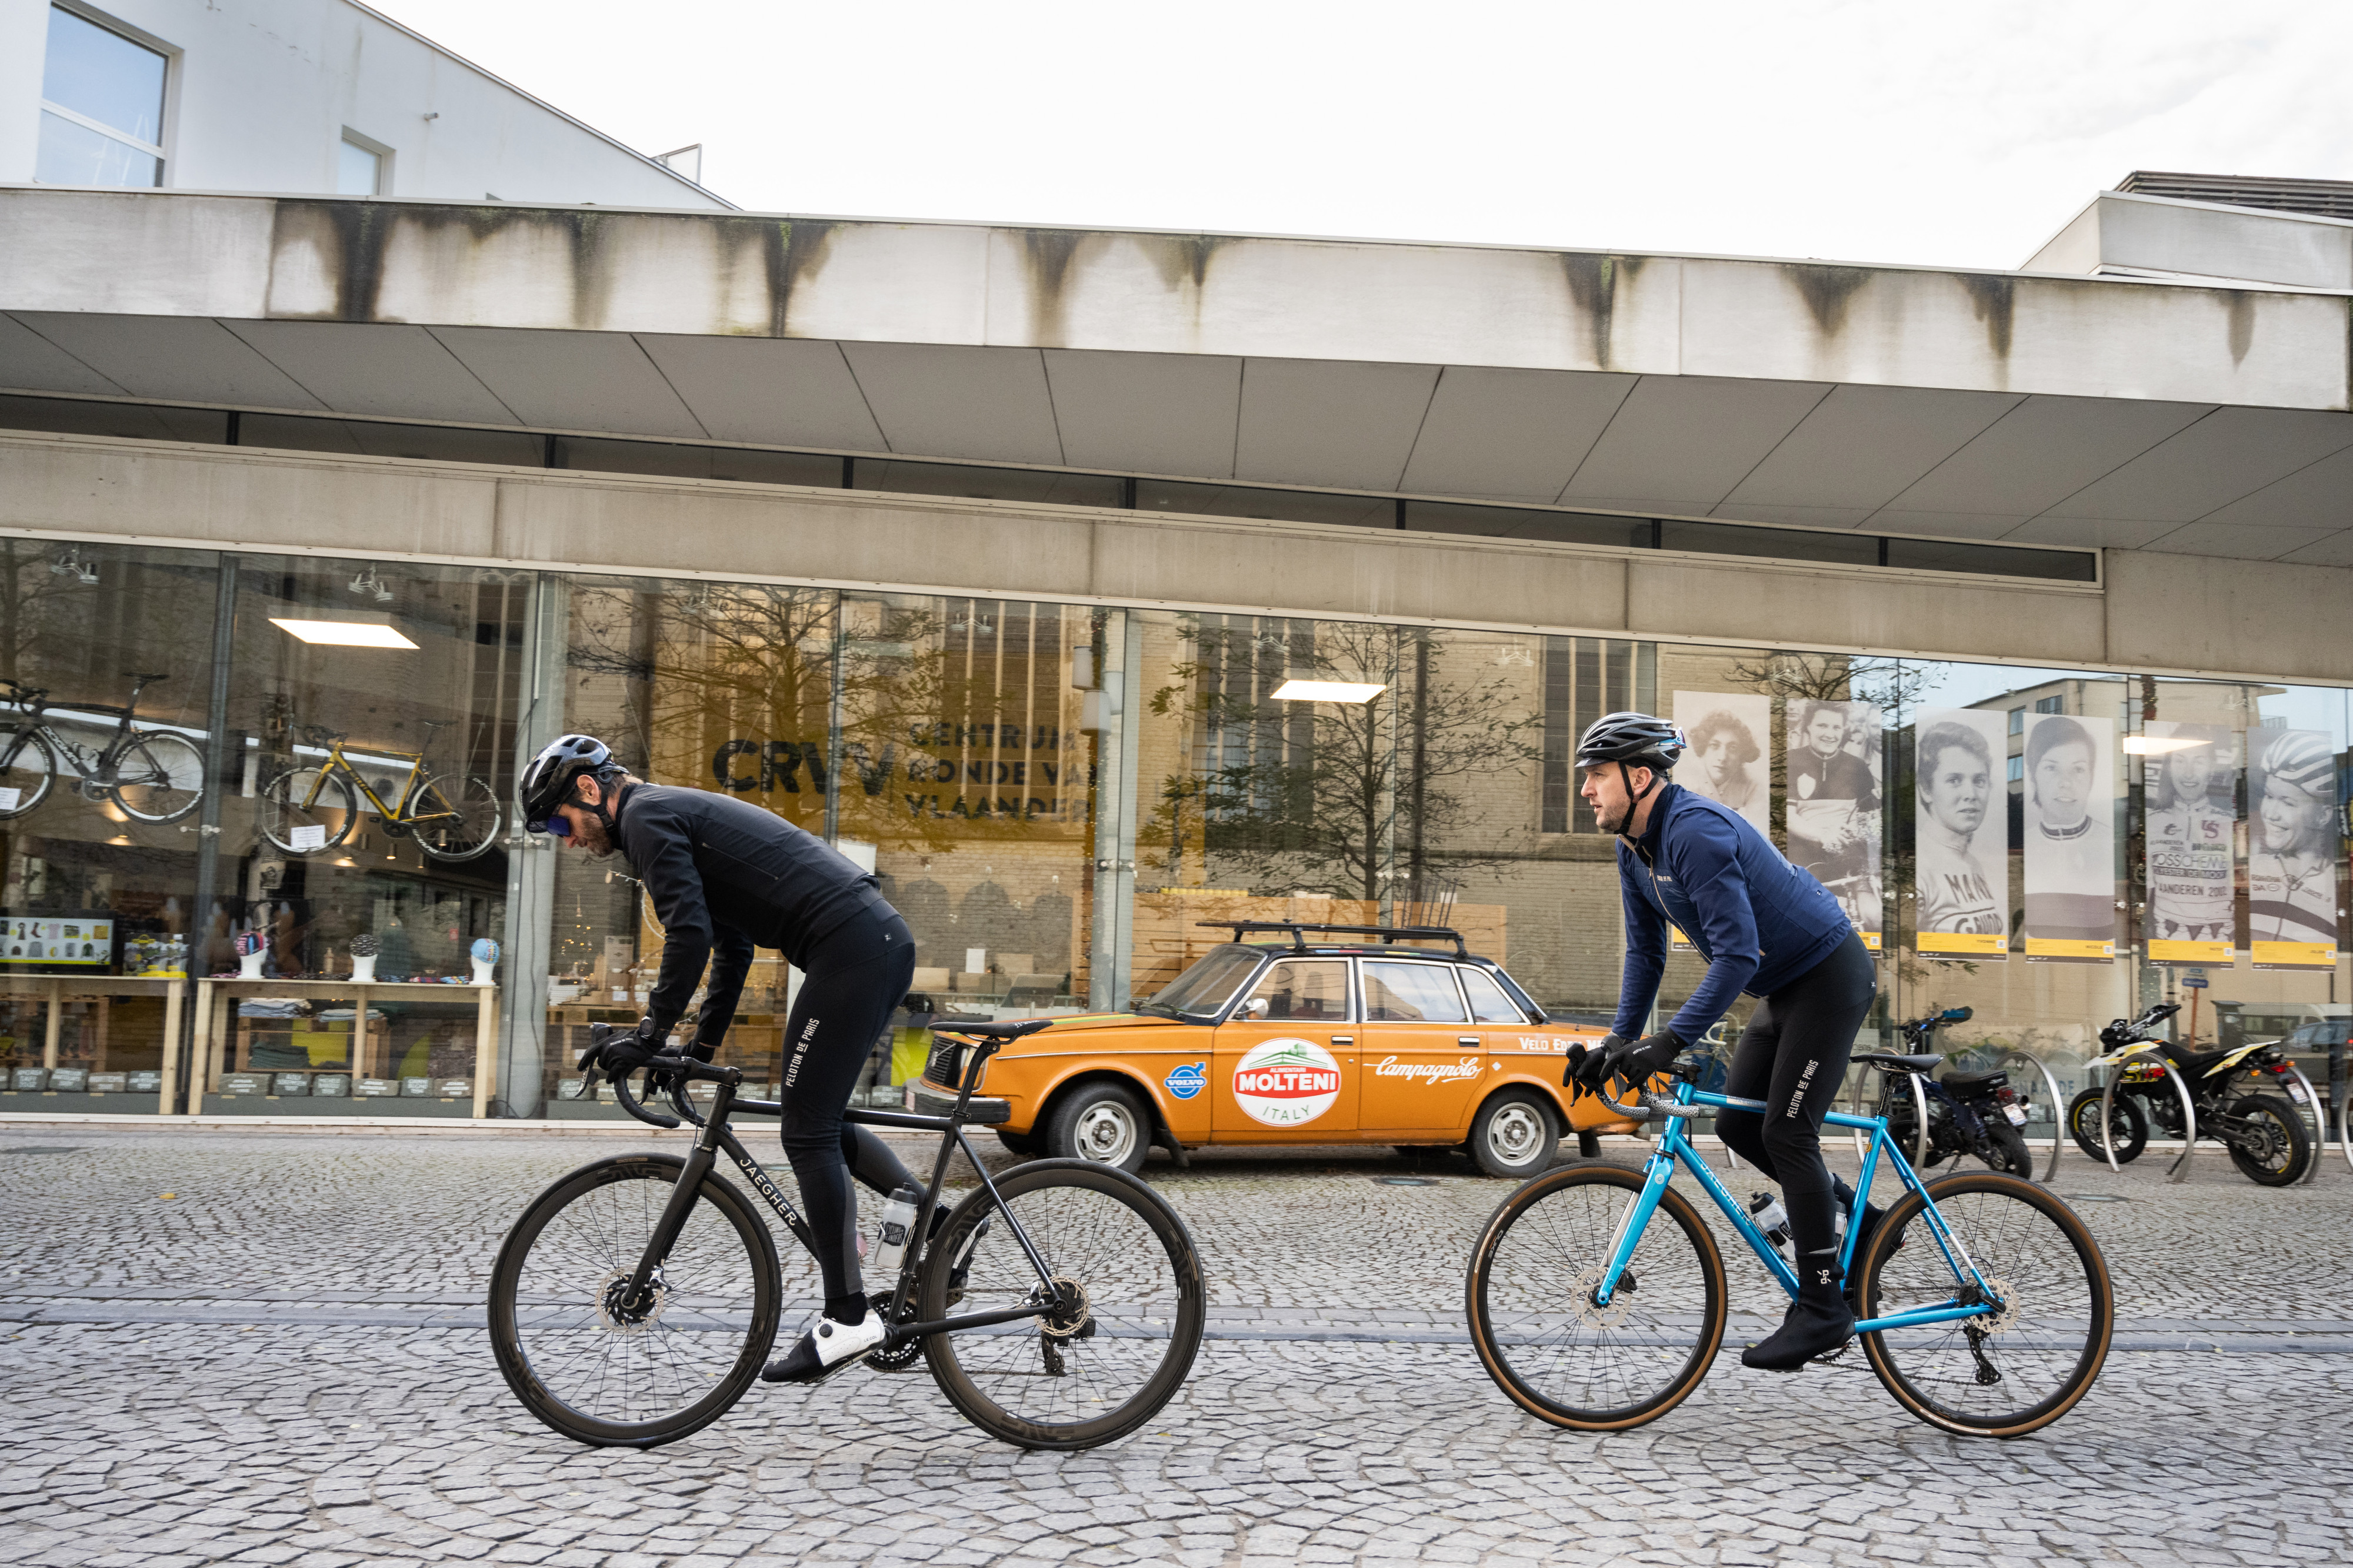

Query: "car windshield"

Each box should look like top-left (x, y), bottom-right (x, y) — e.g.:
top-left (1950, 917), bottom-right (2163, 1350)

top-left (1136, 945), bottom-right (1264, 1019)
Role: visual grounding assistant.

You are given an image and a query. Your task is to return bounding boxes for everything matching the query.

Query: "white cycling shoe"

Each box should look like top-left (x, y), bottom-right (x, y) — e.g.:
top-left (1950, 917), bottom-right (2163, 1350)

top-left (760, 1311), bottom-right (889, 1384)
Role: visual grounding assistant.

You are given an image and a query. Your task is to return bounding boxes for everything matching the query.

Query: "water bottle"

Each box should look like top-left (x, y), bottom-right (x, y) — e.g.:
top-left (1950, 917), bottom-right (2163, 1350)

top-left (872, 1185), bottom-right (921, 1277)
top-left (1748, 1192), bottom-right (1791, 1255)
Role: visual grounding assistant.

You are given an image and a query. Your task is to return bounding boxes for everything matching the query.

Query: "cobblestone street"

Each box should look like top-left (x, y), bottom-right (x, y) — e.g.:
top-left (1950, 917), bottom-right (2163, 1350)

top-left (4, 1126), bottom-right (2351, 1567)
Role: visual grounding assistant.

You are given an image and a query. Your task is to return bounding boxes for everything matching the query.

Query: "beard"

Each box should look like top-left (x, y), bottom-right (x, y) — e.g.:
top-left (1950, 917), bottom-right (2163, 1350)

top-left (569, 810), bottom-right (617, 858)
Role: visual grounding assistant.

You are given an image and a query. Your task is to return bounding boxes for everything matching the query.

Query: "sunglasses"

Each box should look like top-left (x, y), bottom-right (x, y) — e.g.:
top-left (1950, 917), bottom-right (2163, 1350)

top-left (531, 814), bottom-right (574, 839)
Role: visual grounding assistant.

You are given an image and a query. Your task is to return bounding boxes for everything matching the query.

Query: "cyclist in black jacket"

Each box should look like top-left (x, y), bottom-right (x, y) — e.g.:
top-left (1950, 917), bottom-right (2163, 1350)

top-left (520, 733), bottom-right (915, 1382)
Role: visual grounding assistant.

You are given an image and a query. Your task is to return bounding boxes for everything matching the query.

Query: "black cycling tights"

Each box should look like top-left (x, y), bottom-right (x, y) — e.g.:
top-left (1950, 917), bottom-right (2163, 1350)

top-left (1714, 932), bottom-right (1877, 1275)
top-left (777, 903), bottom-right (919, 1319)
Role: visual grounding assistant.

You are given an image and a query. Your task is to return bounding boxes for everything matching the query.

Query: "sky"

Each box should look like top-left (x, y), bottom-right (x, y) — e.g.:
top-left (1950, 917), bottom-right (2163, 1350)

top-left (373, 0), bottom-right (2353, 271)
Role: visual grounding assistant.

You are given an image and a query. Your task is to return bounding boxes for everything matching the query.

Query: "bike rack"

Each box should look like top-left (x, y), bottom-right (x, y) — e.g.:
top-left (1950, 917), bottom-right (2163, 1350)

top-left (1847, 1067), bottom-right (1930, 1173)
top-left (2279, 1060), bottom-right (2328, 1186)
top-left (1998, 1047), bottom-right (2067, 1185)
top-left (2101, 1052), bottom-right (2198, 1183)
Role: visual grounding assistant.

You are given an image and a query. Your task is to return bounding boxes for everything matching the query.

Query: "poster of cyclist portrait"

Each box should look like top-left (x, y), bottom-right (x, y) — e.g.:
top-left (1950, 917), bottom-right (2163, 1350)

top-left (2247, 727), bottom-right (2340, 970)
top-left (1785, 698), bottom-right (1882, 951)
top-left (2022, 711), bottom-right (2116, 961)
top-left (2143, 720), bottom-right (2236, 965)
top-left (1671, 690), bottom-right (1772, 837)
top-left (1914, 707), bottom-right (2007, 958)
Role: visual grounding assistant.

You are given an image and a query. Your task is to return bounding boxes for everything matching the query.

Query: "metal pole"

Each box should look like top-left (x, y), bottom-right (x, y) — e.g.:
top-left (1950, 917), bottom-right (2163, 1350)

top-left (181, 555), bottom-right (239, 1115)
top-left (496, 573), bottom-right (564, 1117)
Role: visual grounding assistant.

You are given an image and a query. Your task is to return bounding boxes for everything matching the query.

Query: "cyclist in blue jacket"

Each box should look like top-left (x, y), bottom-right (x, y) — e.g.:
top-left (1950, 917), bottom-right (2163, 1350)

top-left (1566, 711), bottom-right (1882, 1370)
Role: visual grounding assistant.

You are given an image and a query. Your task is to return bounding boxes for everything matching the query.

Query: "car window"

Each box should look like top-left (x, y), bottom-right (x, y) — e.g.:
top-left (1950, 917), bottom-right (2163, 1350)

top-left (1139, 945), bottom-right (1262, 1019)
top-left (1240, 959), bottom-right (1351, 1022)
top-left (1361, 960), bottom-right (1468, 1023)
top-left (1458, 968), bottom-right (1528, 1024)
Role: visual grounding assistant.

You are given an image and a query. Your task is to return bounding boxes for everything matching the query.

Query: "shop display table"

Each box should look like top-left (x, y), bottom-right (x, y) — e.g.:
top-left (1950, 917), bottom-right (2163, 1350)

top-left (0, 975), bottom-right (188, 1115)
top-left (192, 978), bottom-right (499, 1119)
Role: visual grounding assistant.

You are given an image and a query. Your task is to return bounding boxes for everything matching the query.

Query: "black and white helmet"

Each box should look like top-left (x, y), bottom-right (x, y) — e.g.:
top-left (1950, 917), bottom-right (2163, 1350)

top-left (1574, 711), bottom-right (1686, 773)
top-left (519, 733), bottom-right (620, 832)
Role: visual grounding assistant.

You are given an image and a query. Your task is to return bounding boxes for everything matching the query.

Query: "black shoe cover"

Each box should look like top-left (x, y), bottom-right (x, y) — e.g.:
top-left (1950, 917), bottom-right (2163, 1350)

top-left (1744, 1269), bottom-right (1855, 1372)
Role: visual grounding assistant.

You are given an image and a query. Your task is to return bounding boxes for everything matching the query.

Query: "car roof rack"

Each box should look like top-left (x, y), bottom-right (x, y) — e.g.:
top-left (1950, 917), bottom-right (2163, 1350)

top-left (1198, 920), bottom-right (1468, 959)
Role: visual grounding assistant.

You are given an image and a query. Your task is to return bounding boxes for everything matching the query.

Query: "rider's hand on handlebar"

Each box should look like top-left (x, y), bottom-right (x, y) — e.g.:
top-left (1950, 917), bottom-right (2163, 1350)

top-left (579, 1016), bottom-right (665, 1077)
top-left (1571, 1029), bottom-right (1684, 1096)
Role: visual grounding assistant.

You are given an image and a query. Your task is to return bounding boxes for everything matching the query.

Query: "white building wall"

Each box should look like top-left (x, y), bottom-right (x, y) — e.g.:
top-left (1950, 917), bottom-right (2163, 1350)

top-left (0, 0), bottom-right (727, 208)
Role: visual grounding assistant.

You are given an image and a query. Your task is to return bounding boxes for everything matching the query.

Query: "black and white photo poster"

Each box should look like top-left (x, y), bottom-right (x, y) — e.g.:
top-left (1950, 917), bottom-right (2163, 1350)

top-left (2022, 711), bottom-right (2116, 960)
top-left (2142, 721), bottom-right (2235, 964)
top-left (2248, 728), bottom-right (2339, 969)
top-left (1785, 699), bottom-right (1882, 950)
top-left (1914, 708), bottom-right (2007, 957)
top-left (1671, 690), bottom-right (1772, 838)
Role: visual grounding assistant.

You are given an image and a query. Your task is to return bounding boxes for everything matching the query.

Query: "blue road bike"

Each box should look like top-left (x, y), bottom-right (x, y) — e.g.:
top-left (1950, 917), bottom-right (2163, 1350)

top-left (1467, 1051), bottom-right (2114, 1439)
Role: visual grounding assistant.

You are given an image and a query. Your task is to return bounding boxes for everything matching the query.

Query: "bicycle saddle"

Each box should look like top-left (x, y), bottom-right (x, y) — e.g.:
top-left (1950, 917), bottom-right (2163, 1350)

top-left (1854, 1052), bottom-right (1942, 1073)
top-left (932, 1018), bottom-right (1054, 1041)
top-left (1941, 1069), bottom-right (2007, 1094)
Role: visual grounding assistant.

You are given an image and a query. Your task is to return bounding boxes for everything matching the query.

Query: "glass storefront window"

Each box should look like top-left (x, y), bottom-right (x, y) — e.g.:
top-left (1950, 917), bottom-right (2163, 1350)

top-left (193, 556), bottom-right (525, 1116)
top-left (540, 582), bottom-right (1102, 1118)
top-left (0, 538), bottom-right (218, 1113)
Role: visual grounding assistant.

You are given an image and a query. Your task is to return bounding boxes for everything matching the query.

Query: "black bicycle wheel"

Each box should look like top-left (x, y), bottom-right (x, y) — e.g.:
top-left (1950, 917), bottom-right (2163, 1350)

top-left (1466, 1165), bottom-right (1727, 1432)
top-left (258, 765), bottom-right (356, 853)
top-left (1852, 1171), bottom-right (2112, 1439)
top-left (2066, 1086), bottom-right (2145, 1163)
top-left (415, 772), bottom-right (502, 861)
top-left (488, 1153), bottom-right (781, 1449)
top-left (110, 731), bottom-right (205, 823)
top-left (919, 1159), bottom-right (1205, 1450)
top-left (0, 729), bottom-right (56, 819)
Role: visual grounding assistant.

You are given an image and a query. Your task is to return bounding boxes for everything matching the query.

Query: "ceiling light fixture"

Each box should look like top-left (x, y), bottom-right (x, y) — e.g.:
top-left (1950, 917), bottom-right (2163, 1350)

top-left (271, 618), bottom-right (419, 649)
top-left (49, 546), bottom-right (99, 584)
top-left (1271, 679), bottom-right (1387, 703)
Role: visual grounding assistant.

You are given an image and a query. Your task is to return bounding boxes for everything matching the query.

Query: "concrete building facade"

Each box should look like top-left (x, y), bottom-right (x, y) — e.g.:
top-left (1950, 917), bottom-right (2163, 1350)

top-left (0, 14), bottom-right (2344, 1142)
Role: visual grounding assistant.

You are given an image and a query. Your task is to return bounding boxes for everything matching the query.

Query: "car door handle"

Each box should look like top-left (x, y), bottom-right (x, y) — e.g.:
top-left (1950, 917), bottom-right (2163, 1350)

top-left (1458, 1036), bottom-right (1482, 1046)
top-left (1329, 1036), bottom-right (1354, 1045)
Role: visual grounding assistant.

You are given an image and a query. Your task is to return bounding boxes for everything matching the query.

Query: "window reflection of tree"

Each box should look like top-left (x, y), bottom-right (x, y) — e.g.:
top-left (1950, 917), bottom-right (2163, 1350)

top-left (1146, 619), bottom-right (1541, 904)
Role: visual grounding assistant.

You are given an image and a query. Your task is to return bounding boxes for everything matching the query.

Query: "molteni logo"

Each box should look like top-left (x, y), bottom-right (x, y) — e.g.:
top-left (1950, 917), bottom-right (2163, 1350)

top-left (1231, 1038), bottom-right (1343, 1127)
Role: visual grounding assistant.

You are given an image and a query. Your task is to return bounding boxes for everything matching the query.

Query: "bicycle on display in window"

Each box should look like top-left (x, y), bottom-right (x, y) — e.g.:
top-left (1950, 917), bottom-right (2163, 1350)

top-left (0, 673), bottom-right (206, 825)
top-left (1466, 1051), bottom-right (2114, 1439)
top-left (256, 721), bottom-right (501, 862)
top-left (487, 1020), bottom-right (1207, 1451)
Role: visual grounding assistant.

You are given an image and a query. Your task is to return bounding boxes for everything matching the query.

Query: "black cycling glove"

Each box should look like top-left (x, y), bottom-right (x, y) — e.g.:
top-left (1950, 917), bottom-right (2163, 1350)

top-left (1570, 1029), bottom-right (1684, 1095)
top-left (578, 1016), bottom-right (665, 1077)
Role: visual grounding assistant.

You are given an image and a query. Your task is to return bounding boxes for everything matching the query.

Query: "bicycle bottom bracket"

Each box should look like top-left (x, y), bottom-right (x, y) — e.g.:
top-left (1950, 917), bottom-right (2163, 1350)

top-left (595, 1268), bottom-right (669, 1334)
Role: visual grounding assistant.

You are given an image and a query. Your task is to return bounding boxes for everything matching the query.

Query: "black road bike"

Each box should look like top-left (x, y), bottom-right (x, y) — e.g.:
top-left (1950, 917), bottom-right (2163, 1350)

top-left (0, 673), bottom-right (205, 825)
top-left (1865, 1008), bottom-right (2038, 1179)
top-left (488, 1020), bottom-right (1207, 1450)
top-left (2066, 1003), bottom-right (2317, 1186)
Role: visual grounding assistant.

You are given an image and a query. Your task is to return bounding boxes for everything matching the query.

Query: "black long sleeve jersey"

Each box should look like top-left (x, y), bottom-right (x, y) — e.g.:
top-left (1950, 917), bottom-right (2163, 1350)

top-left (609, 783), bottom-right (885, 1045)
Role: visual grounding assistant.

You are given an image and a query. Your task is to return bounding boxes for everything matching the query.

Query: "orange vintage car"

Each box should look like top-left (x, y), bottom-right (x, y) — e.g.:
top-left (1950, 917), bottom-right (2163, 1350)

top-left (915, 922), bottom-right (1651, 1177)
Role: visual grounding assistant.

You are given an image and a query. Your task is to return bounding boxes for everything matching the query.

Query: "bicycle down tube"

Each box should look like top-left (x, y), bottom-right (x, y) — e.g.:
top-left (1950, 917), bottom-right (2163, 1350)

top-left (1591, 1080), bottom-right (2001, 1337)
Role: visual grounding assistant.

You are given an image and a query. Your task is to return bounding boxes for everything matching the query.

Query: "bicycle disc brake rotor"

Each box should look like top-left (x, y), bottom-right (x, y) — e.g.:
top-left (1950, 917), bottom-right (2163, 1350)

top-left (594, 1268), bottom-right (670, 1336)
top-left (1567, 1265), bottom-right (1633, 1330)
top-left (1969, 1276), bottom-right (2019, 1336)
top-left (1036, 1277), bottom-right (1093, 1340)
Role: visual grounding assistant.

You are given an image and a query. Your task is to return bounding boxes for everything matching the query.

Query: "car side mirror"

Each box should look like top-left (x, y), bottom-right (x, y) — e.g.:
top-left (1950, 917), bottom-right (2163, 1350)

top-left (1243, 996), bottom-right (1270, 1019)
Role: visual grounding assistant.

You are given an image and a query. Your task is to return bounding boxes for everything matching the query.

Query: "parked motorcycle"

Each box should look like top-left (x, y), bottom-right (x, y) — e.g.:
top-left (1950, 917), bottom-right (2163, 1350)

top-left (1862, 1007), bottom-right (2039, 1178)
top-left (2067, 1002), bottom-right (2318, 1186)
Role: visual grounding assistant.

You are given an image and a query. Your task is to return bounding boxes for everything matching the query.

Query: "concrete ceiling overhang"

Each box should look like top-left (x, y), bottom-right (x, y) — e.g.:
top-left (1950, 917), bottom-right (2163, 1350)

top-left (5, 188), bottom-right (2353, 568)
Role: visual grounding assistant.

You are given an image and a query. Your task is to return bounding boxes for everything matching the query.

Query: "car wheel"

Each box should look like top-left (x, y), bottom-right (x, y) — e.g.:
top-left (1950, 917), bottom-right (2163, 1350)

top-left (1044, 1080), bottom-right (1151, 1174)
top-left (1468, 1089), bottom-right (1559, 1179)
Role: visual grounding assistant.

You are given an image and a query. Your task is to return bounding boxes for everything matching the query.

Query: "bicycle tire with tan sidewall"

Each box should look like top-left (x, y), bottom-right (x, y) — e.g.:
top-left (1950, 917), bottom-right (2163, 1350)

top-left (1465, 1165), bottom-right (1728, 1432)
top-left (1851, 1170), bottom-right (2114, 1440)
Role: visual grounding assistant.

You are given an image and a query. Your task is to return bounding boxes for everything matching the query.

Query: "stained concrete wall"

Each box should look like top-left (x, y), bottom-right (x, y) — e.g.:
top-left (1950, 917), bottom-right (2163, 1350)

top-left (6, 428), bottom-right (2347, 686)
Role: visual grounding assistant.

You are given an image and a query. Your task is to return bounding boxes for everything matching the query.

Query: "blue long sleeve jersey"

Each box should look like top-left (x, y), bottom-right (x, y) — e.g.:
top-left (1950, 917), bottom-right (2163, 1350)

top-left (1612, 782), bottom-right (1857, 1043)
